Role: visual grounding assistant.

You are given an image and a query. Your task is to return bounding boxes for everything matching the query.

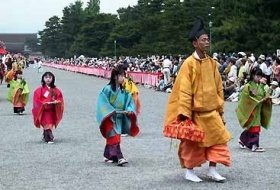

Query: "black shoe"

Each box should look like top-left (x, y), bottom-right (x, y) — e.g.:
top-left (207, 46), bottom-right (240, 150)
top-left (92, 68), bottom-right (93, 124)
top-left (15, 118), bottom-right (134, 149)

top-left (43, 130), bottom-right (49, 143)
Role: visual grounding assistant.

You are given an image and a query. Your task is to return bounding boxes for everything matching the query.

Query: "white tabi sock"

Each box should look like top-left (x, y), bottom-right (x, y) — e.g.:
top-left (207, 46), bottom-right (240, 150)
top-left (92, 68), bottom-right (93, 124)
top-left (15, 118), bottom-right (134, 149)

top-left (207, 166), bottom-right (226, 182)
top-left (185, 169), bottom-right (203, 182)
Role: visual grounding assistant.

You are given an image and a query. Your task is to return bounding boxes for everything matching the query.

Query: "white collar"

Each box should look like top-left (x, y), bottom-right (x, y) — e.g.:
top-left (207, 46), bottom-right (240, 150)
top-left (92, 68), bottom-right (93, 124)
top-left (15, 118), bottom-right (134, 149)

top-left (194, 51), bottom-right (200, 60)
top-left (194, 51), bottom-right (208, 60)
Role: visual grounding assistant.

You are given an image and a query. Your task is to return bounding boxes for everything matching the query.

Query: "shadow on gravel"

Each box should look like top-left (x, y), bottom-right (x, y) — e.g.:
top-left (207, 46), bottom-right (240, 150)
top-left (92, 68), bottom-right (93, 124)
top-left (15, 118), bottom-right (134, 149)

top-left (0, 113), bottom-right (32, 116)
top-left (25, 138), bottom-right (74, 145)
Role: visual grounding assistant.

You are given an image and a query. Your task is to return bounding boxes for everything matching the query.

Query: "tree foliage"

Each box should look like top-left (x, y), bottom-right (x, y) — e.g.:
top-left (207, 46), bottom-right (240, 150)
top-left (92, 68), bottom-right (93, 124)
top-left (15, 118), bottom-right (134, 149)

top-left (39, 0), bottom-right (280, 58)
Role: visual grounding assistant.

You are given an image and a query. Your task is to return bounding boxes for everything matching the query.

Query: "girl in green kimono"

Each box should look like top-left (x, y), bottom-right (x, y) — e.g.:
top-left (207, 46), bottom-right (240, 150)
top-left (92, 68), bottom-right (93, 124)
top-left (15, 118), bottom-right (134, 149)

top-left (236, 68), bottom-right (272, 152)
top-left (96, 65), bottom-right (139, 166)
top-left (7, 70), bottom-right (30, 114)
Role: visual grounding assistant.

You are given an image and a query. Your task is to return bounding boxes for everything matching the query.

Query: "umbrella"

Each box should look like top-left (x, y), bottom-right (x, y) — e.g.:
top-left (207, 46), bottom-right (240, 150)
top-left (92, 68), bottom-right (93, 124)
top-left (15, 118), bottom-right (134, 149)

top-left (0, 48), bottom-right (7, 55)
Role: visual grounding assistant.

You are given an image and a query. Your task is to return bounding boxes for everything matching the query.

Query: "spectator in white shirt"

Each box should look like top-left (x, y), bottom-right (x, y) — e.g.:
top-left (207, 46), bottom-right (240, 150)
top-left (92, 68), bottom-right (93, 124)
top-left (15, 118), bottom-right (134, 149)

top-left (236, 52), bottom-right (247, 68)
top-left (252, 54), bottom-right (265, 71)
top-left (228, 59), bottom-right (237, 79)
top-left (270, 81), bottom-right (280, 104)
top-left (244, 56), bottom-right (254, 74)
top-left (162, 56), bottom-right (172, 85)
top-left (260, 59), bottom-right (272, 84)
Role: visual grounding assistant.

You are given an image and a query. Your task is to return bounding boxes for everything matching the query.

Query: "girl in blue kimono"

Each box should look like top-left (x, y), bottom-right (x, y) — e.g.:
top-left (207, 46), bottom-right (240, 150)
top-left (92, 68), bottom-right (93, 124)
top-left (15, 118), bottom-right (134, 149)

top-left (96, 65), bottom-right (139, 166)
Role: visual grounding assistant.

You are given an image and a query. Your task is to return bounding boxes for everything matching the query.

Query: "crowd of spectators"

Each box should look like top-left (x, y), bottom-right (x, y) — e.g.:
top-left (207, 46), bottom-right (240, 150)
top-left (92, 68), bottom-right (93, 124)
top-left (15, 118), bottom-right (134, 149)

top-left (45, 52), bottom-right (280, 105)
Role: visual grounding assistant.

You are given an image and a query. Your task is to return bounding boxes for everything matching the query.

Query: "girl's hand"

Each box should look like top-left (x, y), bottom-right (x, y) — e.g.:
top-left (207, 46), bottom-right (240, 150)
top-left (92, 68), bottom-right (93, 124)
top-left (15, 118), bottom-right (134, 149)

top-left (53, 100), bottom-right (60, 104)
top-left (258, 95), bottom-right (271, 103)
top-left (263, 96), bottom-right (271, 102)
top-left (251, 89), bottom-right (258, 96)
top-left (126, 111), bottom-right (134, 116)
top-left (44, 101), bottom-right (59, 105)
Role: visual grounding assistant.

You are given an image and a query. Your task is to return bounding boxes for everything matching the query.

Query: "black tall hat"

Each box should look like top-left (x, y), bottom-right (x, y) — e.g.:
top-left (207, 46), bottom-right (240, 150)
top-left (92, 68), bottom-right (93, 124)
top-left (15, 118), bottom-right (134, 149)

top-left (188, 19), bottom-right (207, 42)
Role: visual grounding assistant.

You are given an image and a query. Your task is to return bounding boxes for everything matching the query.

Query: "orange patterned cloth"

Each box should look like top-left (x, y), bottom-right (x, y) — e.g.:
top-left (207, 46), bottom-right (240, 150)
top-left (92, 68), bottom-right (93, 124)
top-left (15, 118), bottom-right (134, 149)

top-left (163, 119), bottom-right (204, 142)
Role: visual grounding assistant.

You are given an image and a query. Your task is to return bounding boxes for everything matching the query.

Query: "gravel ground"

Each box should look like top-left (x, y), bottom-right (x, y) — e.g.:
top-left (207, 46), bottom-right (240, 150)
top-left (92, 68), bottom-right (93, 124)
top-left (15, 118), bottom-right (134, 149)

top-left (0, 66), bottom-right (279, 190)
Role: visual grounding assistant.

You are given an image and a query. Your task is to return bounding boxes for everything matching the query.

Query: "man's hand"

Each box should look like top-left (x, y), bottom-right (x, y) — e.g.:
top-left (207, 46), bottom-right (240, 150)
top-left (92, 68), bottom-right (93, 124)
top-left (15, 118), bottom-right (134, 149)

top-left (178, 114), bottom-right (188, 121)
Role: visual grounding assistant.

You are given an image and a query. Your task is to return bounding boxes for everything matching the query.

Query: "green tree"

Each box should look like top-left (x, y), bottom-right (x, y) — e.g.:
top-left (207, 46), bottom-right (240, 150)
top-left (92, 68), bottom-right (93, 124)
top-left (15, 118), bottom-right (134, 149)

top-left (39, 16), bottom-right (63, 57)
top-left (212, 0), bottom-right (280, 53)
top-left (60, 0), bottom-right (85, 57)
top-left (101, 6), bottom-right (143, 56)
top-left (71, 13), bottom-right (118, 57)
top-left (39, 0), bottom-right (280, 57)
top-left (25, 38), bottom-right (40, 52)
top-left (85, 0), bottom-right (100, 15)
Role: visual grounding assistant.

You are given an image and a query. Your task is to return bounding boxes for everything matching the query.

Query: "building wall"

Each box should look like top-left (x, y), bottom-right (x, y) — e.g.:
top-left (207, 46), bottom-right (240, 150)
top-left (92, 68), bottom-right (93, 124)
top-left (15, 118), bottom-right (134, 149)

top-left (0, 33), bottom-right (37, 53)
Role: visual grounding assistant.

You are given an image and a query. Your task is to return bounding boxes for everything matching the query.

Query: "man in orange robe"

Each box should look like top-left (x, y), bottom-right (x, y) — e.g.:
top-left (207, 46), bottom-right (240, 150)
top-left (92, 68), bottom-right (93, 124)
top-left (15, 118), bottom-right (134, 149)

top-left (164, 20), bottom-right (231, 182)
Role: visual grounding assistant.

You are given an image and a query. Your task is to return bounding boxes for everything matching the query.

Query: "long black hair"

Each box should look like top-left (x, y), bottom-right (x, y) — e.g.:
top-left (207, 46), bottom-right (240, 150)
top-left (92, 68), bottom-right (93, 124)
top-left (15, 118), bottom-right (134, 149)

top-left (249, 67), bottom-right (263, 82)
top-left (41, 71), bottom-right (56, 88)
top-left (108, 65), bottom-right (125, 91)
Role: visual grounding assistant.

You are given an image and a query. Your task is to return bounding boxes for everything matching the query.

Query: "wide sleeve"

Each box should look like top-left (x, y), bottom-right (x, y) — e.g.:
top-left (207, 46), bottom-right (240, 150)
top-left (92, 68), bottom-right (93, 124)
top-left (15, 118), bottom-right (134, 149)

top-left (236, 84), bottom-right (258, 128)
top-left (22, 82), bottom-right (30, 95)
top-left (55, 88), bottom-right (64, 103)
top-left (164, 60), bottom-right (193, 125)
top-left (177, 61), bottom-right (193, 119)
top-left (101, 85), bottom-right (111, 100)
top-left (53, 88), bottom-right (64, 127)
top-left (21, 82), bottom-right (30, 104)
top-left (124, 91), bottom-right (139, 137)
top-left (125, 92), bottom-right (136, 113)
top-left (96, 86), bottom-right (115, 125)
top-left (96, 86), bottom-right (116, 138)
top-left (7, 80), bottom-right (16, 102)
top-left (214, 61), bottom-right (225, 115)
top-left (32, 87), bottom-right (43, 128)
